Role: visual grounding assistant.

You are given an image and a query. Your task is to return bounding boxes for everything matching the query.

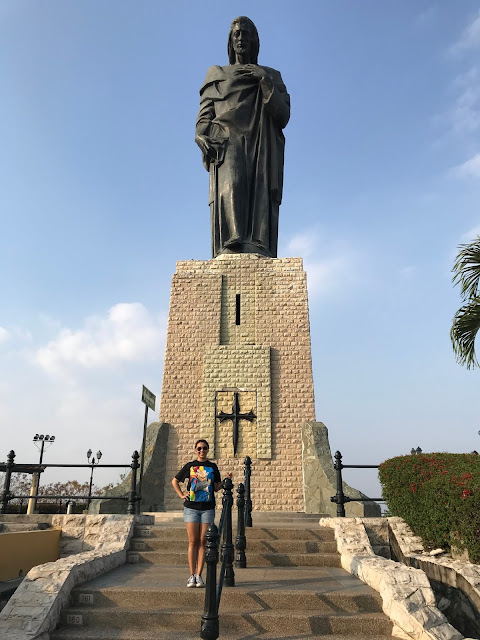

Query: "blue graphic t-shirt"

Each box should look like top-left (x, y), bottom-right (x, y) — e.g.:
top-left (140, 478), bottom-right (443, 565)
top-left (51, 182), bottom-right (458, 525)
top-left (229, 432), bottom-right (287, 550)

top-left (175, 460), bottom-right (221, 510)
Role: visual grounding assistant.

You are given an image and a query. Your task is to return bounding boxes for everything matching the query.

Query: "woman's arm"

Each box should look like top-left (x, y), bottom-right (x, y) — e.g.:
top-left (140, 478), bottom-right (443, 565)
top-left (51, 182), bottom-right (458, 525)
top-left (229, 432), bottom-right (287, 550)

top-left (214, 472), bottom-right (232, 492)
top-left (172, 477), bottom-right (189, 500)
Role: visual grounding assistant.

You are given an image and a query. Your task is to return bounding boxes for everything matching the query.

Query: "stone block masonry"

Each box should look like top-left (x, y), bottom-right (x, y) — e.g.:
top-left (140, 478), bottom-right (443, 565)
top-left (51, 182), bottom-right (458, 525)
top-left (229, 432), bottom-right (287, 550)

top-left (160, 254), bottom-right (316, 511)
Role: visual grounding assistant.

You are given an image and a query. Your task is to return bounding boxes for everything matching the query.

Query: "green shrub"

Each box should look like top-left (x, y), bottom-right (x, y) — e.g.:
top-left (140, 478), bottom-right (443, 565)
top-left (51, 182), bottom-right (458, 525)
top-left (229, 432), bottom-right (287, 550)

top-left (379, 453), bottom-right (480, 563)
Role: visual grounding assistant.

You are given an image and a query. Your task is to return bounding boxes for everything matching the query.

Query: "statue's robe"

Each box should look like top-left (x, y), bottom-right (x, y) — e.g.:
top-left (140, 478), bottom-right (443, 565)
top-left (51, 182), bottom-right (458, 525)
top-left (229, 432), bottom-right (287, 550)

top-left (196, 65), bottom-right (290, 258)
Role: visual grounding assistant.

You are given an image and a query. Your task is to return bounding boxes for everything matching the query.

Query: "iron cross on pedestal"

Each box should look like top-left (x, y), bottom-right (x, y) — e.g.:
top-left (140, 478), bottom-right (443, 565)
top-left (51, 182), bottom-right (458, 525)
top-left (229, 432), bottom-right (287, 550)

top-left (216, 391), bottom-right (256, 456)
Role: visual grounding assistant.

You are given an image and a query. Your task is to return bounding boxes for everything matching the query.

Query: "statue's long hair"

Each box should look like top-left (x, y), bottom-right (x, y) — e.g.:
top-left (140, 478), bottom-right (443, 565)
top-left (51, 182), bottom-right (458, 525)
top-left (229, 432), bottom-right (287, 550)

top-left (228, 16), bottom-right (259, 64)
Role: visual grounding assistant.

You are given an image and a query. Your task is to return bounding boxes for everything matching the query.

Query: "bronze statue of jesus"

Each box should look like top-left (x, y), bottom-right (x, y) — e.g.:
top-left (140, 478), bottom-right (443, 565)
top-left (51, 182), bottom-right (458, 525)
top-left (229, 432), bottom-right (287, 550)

top-left (195, 16), bottom-right (290, 258)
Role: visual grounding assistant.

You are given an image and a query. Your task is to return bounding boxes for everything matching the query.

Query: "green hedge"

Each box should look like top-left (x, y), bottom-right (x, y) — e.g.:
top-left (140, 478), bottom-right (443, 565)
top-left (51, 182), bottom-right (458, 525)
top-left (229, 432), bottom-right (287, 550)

top-left (379, 453), bottom-right (480, 563)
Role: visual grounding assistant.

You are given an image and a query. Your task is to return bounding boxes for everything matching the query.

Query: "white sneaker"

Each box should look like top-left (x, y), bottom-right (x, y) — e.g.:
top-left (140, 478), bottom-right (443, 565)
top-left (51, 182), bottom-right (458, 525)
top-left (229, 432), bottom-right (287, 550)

top-left (187, 574), bottom-right (196, 588)
top-left (195, 574), bottom-right (205, 588)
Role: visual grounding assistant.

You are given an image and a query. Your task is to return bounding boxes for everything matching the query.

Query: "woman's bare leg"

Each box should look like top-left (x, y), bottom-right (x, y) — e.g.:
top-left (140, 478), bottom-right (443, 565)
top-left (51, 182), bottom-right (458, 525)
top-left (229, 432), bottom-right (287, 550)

top-left (186, 521), bottom-right (201, 575)
top-left (196, 522), bottom-right (210, 576)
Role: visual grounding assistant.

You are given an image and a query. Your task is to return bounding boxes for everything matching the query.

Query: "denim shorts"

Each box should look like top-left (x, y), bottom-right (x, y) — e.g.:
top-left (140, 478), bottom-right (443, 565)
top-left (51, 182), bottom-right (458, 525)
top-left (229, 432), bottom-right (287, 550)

top-left (183, 507), bottom-right (215, 524)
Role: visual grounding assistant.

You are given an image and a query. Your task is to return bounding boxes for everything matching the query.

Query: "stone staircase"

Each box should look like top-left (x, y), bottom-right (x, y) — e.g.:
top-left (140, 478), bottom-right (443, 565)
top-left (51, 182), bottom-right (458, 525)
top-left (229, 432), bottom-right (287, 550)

top-left (51, 514), bottom-right (393, 640)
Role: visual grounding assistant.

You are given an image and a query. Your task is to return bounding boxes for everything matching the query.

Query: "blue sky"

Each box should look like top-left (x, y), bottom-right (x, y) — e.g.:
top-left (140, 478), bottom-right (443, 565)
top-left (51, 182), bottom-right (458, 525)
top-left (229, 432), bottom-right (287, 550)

top-left (1, 2), bottom-right (479, 498)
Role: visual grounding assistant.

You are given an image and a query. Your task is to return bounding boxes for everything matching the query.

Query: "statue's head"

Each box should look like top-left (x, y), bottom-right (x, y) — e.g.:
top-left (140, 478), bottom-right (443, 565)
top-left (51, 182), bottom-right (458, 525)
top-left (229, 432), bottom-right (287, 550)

top-left (228, 16), bottom-right (259, 64)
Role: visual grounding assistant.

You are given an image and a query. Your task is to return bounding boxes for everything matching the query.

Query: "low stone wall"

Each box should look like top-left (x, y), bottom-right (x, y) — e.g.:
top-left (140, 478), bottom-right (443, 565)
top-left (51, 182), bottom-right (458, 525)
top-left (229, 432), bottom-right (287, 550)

top-left (389, 517), bottom-right (480, 639)
top-left (320, 517), bottom-right (469, 640)
top-left (0, 514), bottom-right (153, 640)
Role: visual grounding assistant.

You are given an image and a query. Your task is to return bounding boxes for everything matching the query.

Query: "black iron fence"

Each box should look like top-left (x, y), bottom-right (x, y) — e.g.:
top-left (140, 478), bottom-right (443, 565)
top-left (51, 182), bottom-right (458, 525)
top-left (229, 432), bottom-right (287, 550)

top-left (201, 456), bottom-right (252, 640)
top-left (330, 450), bottom-right (384, 517)
top-left (0, 450), bottom-right (140, 515)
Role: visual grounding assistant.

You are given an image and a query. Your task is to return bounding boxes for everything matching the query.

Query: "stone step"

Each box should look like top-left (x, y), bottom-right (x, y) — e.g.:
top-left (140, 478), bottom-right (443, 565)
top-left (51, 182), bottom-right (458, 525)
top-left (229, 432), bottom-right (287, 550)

top-left (52, 630), bottom-right (391, 640)
top-left (58, 607), bottom-right (391, 635)
top-left (69, 586), bottom-right (383, 613)
top-left (126, 550), bottom-right (341, 567)
top-left (249, 513), bottom-right (329, 523)
top-left (133, 526), bottom-right (335, 541)
top-left (0, 522), bottom-right (50, 532)
top-left (142, 511), bottom-right (329, 522)
top-left (129, 537), bottom-right (338, 554)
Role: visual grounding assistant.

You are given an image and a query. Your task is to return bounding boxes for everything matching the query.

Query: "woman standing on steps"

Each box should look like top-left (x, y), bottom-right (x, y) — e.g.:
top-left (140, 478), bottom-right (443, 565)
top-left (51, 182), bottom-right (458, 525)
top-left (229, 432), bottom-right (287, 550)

top-left (172, 439), bottom-right (231, 588)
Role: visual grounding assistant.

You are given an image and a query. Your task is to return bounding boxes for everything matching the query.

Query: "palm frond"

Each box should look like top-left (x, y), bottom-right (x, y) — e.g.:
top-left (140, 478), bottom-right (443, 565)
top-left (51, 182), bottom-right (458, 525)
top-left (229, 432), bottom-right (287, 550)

top-left (450, 297), bottom-right (480, 369)
top-left (452, 236), bottom-right (480, 301)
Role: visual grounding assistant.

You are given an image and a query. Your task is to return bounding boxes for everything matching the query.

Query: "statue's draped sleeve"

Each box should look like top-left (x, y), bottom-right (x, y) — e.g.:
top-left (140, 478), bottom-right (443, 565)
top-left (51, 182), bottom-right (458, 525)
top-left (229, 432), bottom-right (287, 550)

top-left (196, 66), bottom-right (226, 171)
top-left (260, 67), bottom-right (290, 130)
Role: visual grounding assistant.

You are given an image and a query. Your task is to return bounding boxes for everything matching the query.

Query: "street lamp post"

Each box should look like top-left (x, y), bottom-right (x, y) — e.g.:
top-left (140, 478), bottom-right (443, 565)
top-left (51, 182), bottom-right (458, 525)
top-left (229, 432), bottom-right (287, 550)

top-left (27, 434), bottom-right (55, 514)
top-left (86, 449), bottom-right (102, 510)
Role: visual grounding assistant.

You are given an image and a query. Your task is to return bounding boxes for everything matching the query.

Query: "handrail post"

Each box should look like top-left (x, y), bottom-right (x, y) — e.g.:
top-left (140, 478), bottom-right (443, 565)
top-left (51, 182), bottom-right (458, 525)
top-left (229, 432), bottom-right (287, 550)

top-left (201, 523), bottom-right (219, 640)
top-left (127, 451), bottom-right (139, 515)
top-left (333, 450), bottom-right (346, 517)
top-left (221, 477), bottom-right (235, 587)
top-left (243, 456), bottom-right (252, 527)
top-left (235, 482), bottom-right (247, 568)
top-left (0, 450), bottom-right (15, 514)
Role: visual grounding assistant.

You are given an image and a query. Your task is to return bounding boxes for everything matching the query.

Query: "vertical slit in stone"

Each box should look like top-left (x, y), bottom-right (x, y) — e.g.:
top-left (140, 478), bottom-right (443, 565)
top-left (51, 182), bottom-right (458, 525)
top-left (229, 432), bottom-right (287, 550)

top-left (236, 294), bottom-right (241, 325)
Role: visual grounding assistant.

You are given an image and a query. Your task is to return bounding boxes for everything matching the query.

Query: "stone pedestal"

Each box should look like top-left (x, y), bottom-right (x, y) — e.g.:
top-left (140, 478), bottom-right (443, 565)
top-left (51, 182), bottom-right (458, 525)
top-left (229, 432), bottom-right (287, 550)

top-left (160, 254), bottom-right (315, 511)
top-left (103, 253), bottom-right (378, 515)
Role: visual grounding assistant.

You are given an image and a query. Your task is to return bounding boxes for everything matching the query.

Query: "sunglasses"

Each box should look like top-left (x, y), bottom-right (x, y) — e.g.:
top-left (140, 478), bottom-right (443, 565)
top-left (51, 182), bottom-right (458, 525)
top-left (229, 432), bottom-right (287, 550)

top-left (196, 446), bottom-right (209, 451)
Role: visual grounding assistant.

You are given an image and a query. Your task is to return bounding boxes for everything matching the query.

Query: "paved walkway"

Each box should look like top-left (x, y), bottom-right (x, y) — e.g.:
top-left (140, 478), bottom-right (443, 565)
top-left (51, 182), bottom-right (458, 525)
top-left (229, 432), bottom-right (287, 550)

top-left (76, 562), bottom-right (375, 595)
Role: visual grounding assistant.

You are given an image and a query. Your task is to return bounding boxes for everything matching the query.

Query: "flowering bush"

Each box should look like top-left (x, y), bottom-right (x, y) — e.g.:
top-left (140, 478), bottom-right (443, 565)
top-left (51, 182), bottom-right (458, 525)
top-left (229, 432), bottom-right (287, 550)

top-left (379, 453), bottom-right (480, 563)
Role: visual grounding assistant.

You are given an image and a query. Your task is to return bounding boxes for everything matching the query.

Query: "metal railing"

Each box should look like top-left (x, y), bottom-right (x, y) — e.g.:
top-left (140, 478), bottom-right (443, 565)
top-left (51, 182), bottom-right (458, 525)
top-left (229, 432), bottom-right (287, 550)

top-left (243, 455), bottom-right (252, 528)
top-left (0, 450), bottom-right (140, 515)
top-left (201, 456), bottom-right (252, 640)
top-left (201, 477), bottom-right (234, 640)
top-left (330, 450), bottom-right (384, 517)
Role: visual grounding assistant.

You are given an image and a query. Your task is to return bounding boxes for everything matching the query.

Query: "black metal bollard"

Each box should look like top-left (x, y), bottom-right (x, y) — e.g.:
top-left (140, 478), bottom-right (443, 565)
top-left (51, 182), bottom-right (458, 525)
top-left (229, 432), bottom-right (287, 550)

top-left (127, 450), bottom-right (140, 515)
top-left (201, 523), bottom-right (219, 640)
top-left (0, 450), bottom-right (15, 514)
top-left (331, 450), bottom-right (347, 517)
top-left (221, 477), bottom-right (235, 587)
top-left (235, 482), bottom-right (247, 568)
top-left (243, 456), bottom-right (252, 528)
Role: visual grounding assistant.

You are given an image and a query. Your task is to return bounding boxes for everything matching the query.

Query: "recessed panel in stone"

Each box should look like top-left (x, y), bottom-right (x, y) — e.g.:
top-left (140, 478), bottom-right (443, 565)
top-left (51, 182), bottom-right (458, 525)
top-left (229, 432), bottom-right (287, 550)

top-left (215, 390), bottom-right (257, 459)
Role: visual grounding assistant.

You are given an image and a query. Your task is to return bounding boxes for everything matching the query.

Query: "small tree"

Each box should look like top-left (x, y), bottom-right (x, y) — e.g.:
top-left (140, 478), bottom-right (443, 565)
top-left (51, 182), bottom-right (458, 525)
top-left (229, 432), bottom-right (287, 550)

top-left (0, 472), bottom-right (35, 513)
top-left (451, 235), bottom-right (480, 368)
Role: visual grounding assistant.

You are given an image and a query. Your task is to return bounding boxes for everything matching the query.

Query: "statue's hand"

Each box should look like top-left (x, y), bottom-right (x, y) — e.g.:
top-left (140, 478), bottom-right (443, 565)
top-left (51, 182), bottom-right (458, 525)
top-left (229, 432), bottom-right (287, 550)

top-left (234, 64), bottom-right (268, 81)
top-left (195, 134), bottom-right (224, 161)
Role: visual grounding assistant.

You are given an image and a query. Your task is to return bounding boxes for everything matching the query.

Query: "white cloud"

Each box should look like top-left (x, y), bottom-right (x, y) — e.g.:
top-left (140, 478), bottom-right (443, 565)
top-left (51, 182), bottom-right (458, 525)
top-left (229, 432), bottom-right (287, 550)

top-left (461, 225), bottom-right (480, 242)
top-left (282, 228), bottom-right (360, 300)
top-left (285, 230), bottom-right (318, 258)
top-left (450, 68), bottom-right (480, 135)
top-left (449, 153), bottom-right (480, 180)
top-left (0, 327), bottom-right (9, 345)
top-left (434, 68), bottom-right (480, 140)
top-left (35, 303), bottom-right (167, 375)
top-left (451, 10), bottom-right (480, 55)
top-left (0, 303), bottom-right (167, 486)
top-left (304, 256), bottom-right (352, 297)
